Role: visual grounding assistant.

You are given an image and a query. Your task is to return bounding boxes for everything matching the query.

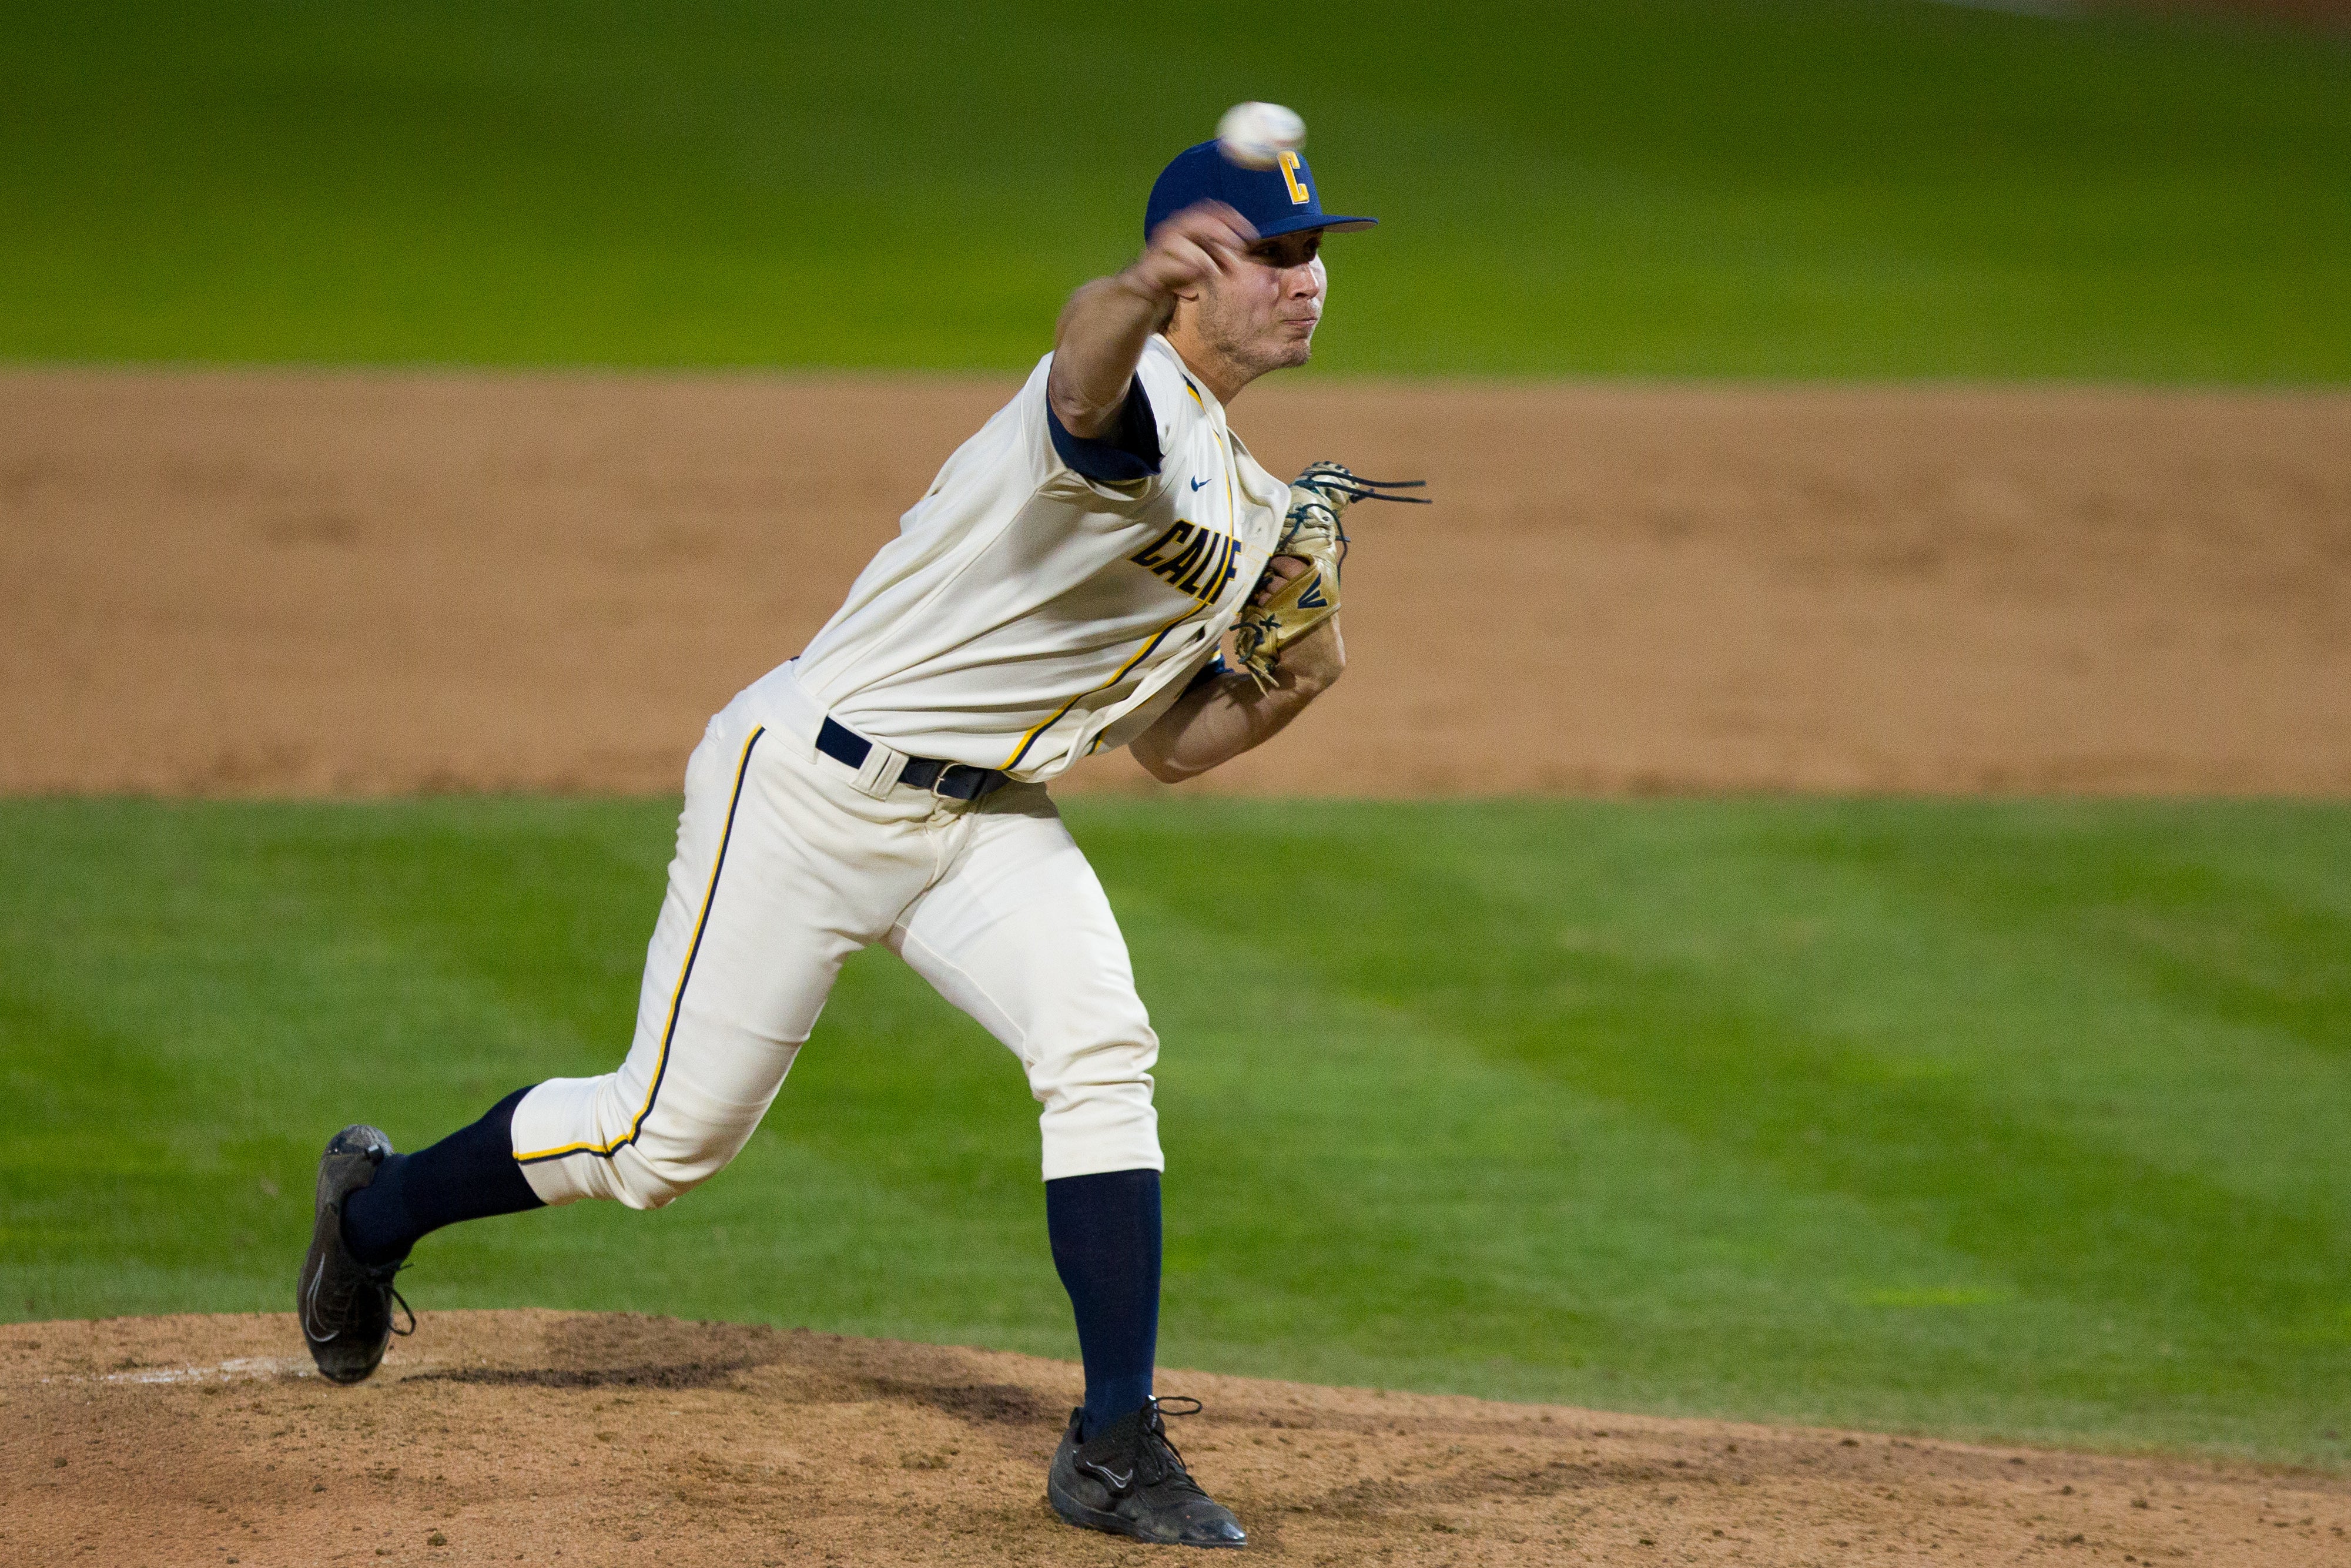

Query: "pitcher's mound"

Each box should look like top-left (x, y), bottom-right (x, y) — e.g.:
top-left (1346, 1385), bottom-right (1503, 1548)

top-left (0, 1311), bottom-right (2338, 1566)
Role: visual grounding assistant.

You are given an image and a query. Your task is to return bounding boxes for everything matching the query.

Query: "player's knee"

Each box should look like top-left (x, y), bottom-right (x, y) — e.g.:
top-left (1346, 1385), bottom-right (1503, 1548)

top-left (1030, 1043), bottom-right (1157, 1135)
top-left (518, 1142), bottom-right (722, 1211)
top-left (605, 1125), bottom-right (749, 1210)
top-left (607, 1156), bottom-right (698, 1210)
top-left (1030, 1019), bottom-right (1161, 1179)
top-left (1026, 994), bottom-right (1158, 1086)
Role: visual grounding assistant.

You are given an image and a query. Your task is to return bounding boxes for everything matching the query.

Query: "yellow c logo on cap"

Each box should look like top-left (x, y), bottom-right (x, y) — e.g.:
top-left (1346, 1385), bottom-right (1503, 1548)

top-left (1277, 150), bottom-right (1309, 205)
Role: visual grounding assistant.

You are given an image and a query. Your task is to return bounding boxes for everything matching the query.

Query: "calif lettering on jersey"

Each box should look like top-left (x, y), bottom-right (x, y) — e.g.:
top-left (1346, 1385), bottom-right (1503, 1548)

top-left (788, 336), bottom-right (1287, 779)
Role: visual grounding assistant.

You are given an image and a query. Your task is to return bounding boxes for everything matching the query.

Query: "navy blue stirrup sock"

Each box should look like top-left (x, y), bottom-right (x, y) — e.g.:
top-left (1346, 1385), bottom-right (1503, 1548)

top-left (1045, 1168), bottom-right (1162, 1436)
top-left (341, 1085), bottom-right (544, 1267)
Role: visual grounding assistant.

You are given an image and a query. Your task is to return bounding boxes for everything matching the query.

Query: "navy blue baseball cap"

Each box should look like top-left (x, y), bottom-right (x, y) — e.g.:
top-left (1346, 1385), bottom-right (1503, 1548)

top-left (1144, 140), bottom-right (1377, 244)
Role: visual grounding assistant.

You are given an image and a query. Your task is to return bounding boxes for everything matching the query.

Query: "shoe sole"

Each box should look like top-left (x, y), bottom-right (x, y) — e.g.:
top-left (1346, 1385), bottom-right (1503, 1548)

top-left (1047, 1480), bottom-right (1246, 1549)
top-left (299, 1124), bottom-right (393, 1385)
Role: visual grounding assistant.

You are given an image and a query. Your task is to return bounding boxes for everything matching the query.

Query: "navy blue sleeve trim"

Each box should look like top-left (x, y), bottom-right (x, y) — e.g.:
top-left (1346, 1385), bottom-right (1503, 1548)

top-left (1047, 376), bottom-right (1162, 483)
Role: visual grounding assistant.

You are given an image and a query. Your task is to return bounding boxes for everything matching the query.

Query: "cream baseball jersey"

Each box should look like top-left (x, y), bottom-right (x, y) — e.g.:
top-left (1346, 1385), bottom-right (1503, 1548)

top-left (781, 334), bottom-right (1288, 780)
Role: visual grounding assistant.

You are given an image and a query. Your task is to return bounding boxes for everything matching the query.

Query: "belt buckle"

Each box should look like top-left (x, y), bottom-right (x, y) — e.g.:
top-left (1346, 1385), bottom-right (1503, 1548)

top-left (926, 763), bottom-right (966, 802)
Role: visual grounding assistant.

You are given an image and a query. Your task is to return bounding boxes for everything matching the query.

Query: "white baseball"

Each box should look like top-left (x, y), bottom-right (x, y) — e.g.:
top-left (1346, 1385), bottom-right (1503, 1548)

top-left (1217, 102), bottom-right (1306, 170)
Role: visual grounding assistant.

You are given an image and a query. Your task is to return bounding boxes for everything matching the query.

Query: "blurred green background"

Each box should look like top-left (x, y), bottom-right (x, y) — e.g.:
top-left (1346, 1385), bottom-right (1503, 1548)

top-left (3, 0), bottom-right (2347, 376)
top-left (4, 797), bottom-right (2347, 1463)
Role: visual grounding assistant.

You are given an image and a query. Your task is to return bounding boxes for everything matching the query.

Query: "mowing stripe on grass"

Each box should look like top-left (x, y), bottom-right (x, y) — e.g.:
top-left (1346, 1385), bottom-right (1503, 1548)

top-left (0, 795), bottom-right (2345, 1464)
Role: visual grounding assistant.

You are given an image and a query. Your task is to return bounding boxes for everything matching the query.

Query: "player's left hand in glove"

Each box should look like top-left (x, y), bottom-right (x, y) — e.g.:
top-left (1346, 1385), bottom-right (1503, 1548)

top-left (1232, 462), bottom-right (1428, 689)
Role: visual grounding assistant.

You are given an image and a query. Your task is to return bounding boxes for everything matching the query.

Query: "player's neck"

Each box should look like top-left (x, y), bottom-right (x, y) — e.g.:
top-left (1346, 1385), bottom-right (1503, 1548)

top-left (1161, 325), bottom-right (1258, 410)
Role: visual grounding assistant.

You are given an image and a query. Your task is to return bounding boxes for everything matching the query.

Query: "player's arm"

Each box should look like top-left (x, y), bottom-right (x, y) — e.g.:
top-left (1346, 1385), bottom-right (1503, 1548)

top-left (1128, 561), bottom-right (1341, 783)
top-left (1047, 203), bottom-right (1255, 438)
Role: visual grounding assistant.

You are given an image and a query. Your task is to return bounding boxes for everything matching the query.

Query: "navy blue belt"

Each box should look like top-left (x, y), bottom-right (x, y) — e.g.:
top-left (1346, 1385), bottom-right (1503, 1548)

top-left (815, 716), bottom-right (1011, 801)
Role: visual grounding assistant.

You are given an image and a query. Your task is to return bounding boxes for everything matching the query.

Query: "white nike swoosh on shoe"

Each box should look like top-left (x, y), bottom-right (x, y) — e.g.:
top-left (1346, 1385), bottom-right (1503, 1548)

top-left (301, 1259), bottom-right (338, 1344)
top-left (1083, 1462), bottom-right (1135, 1490)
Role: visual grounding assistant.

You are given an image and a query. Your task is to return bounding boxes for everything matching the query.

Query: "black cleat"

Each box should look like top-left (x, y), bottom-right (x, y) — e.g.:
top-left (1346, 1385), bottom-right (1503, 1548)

top-left (1047, 1396), bottom-right (1247, 1549)
top-left (297, 1124), bottom-right (412, 1385)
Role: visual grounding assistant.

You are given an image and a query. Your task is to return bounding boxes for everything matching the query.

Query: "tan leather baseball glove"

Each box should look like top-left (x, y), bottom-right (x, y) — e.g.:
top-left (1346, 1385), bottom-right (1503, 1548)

top-left (1231, 462), bottom-right (1428, 688)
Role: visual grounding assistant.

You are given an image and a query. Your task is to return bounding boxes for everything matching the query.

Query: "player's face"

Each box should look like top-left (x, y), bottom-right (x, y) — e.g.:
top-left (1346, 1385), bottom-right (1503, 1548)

top-left (1195, 228), bottom-right (1327, 377)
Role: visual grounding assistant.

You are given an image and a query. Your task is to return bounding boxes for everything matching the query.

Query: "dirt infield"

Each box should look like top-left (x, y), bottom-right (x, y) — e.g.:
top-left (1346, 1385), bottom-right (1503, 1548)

top-left (4, 369), bottom-right (2347, 798)
top-left (4, 1312), bottom-right (2343, 1568)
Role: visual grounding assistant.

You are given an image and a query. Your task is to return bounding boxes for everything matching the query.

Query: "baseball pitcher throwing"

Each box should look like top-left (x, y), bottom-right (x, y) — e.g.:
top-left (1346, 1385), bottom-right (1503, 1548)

top-left (299, 120), bottom-right (1422, 1549)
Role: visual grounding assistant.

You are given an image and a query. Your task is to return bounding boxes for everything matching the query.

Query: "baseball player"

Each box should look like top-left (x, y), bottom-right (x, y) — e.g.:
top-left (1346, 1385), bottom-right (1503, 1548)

top-left (299, 128), bottom-right (1421, 1549)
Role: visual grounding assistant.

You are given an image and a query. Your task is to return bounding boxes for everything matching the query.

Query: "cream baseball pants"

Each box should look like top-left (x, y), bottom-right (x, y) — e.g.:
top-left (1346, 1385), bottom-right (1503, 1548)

top-left (509, 669), bottom-right (1162, 1209)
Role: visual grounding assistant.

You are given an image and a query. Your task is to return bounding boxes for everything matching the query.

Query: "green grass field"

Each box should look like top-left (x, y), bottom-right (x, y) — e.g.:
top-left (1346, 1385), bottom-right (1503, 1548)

top-left (3, 795), bottom-right (2345, 1465)
top-left (4, 0), bottom-right (2347, 377)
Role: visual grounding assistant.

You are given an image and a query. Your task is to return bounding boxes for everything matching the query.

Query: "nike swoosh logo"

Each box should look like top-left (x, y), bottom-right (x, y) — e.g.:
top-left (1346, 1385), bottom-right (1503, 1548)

top-left (1190, 476), bottom-right (1209, 491)
top-left (302, 1260), bottom-right (337, 1344)
top-left (1083, 1462), bottom-right (1136, 1490)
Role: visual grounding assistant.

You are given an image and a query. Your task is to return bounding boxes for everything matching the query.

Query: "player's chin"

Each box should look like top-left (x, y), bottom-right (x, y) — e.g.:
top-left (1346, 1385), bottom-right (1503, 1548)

top-left (1262, 329), bottom-right (1316, 370)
